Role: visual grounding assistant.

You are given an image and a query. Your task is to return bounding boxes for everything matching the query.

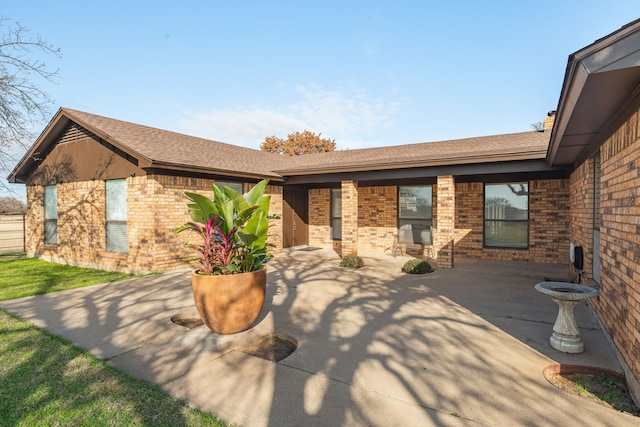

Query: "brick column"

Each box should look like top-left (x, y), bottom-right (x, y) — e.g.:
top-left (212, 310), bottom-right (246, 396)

top-left (341, 180), bottom-right (358, 255)
top-left (435, 175), bottom-right (455, 268)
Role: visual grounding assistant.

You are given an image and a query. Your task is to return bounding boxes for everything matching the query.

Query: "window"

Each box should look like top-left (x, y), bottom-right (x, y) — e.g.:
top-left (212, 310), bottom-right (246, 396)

top-left (215, 181), bottom-right (243, 194)
top-left (484, 182), bottom-right (529, 248)
top-left (331, 188), bottom-right (342, 240)
top-left (44, 185), bottom-right (57, 245)
top-left (398, 186), bottom-right (432, 245)
top-left (106, 179), bottom-right (127, 253)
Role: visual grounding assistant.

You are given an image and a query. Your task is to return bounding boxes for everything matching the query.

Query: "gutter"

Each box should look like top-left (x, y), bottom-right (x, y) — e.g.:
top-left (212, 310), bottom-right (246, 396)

top-left (147, 162), bottom-right (285, 182)
top-left (276, 149), bottom-right (549, 177)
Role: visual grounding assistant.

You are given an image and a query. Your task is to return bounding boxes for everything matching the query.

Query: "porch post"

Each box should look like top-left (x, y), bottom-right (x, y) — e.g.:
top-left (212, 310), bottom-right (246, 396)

top-left (435, 175), bottom-right (455, 268)
top-left (341, 180), bottom-right (358, 255)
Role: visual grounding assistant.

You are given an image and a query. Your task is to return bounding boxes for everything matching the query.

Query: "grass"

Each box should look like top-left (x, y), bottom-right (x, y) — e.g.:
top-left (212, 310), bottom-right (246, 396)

top-left (569, 373), bottom-right (640, 415)
top-left (0, 311), bottom-right (226, 426)
top-left (0, 255), bottom-right (229, 426)
top-left (0, 254), bottom-right (137, 301)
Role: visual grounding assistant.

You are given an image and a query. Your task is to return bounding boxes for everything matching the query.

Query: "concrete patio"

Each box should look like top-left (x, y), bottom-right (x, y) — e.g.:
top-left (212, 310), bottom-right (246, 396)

top-left (0, 249), bottom-right (635, 426)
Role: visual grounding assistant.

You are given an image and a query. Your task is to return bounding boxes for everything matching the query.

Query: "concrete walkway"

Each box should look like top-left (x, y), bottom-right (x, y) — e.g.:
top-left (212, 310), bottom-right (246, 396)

top-left (0, 249), bottom-right (636, 426)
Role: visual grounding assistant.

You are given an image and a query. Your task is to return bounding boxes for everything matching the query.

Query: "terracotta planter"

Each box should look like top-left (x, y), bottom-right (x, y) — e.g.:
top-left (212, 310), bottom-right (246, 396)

top-left (191, 268), bottom-right (267, 334)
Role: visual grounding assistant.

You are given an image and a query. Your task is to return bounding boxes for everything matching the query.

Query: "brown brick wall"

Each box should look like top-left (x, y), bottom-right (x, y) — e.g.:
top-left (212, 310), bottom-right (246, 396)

top-left (25, 186), bottom-right (42, 256)
top-left (26, 175), bottom-right (284, 273)
top-left (454, 182), bottom-right (483, 253)
top-left (454, 179), bottom-right (569, 263)
top-left (357, 186), bottom-right (397, 253)
top-left (568, 160), bottom-right (594, 278)
top-left (341, 181), bottom-right (359, 255)
top-left (308, 188), bottom-right (333, 249)
top-left (27, 180), bottom-right (110, 266)
top-left (584, 106), bottom-right (640, 385)
top-left (307, 184), bottom-right (437, 257)
top-left (435, 176), bottom-right (455, 268)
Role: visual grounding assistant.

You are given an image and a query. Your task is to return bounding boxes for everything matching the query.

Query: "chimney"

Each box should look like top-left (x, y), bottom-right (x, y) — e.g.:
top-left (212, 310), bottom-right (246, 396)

top-left (543, 110), bottom-right (556, 132)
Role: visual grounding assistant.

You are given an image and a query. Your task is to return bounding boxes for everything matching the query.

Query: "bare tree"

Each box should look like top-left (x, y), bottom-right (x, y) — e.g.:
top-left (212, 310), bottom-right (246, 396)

top-left (0, 17), bottom-right (61, 192)
top-left (260, 130), bottom-right (336, 155)
top-left (0, 196), bottom-right (25, 213)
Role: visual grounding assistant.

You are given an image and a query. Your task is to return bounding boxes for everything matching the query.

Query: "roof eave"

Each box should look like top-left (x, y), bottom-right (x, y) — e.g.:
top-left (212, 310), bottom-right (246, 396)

top-left (146, 162), bottom-right (284, 182)
top-left (61, 108), bottom-right (153, 168)
top-left (7, 108), bottom-right (155, 183)
top-left (276, 150), bottom-right (548, 176)
top-left (7, 107), bottom-right (68, 183)
top-left (547, 19), bottom-right (640, 167)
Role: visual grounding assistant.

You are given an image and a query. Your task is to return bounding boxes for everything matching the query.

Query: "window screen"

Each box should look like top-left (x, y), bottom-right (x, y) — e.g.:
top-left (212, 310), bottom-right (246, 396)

top-left (106, 179), bottom-right (127, 253)
top-left (484, 182), bottom-right (529, 248)
top-left (398, 186), bottom-right (432, 245)
top-left (331, 188), bottom-right (342, 240)
top-left (44, 185), bottom-right (57, 245)
top-left (215, 181), bottom-right (243, 194)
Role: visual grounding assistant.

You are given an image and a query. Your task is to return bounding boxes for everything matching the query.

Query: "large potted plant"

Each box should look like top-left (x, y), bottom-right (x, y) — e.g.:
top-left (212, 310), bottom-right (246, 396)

top-left (175, 179), bottom-right (272, 334)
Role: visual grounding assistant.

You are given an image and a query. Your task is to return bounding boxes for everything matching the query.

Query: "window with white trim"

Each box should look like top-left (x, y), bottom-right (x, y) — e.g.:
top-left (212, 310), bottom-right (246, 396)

top-left (106, 179), bottom-right (128, 253)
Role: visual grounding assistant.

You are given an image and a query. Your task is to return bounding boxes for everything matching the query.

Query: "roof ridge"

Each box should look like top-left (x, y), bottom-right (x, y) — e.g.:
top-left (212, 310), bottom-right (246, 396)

top-left (60, 107), bottom-right (267, 154)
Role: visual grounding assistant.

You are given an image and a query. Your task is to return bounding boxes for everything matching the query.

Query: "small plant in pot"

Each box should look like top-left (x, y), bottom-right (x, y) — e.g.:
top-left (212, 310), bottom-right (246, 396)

top-left (175, 179), bottom-right (272, 334)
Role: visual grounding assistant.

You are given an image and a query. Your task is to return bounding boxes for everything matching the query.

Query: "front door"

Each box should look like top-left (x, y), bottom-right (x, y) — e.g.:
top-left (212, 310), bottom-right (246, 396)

top-left (283, 188), bottom-right (309, 248)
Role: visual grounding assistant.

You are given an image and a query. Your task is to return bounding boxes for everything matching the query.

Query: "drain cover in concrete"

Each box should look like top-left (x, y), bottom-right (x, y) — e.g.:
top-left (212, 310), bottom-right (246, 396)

top-left (171, 313), bottom-right (204, 329)
top-left (239, 332), bottom-right (298, 362)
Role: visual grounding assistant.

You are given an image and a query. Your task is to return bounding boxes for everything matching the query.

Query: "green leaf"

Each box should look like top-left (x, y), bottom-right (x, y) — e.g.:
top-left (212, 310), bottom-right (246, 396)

top-left (237, 231), bottom-right (258, 246)
top-left (243, 210), bottom-right (268, 249)
top-left (222, 199), bottom-right (235, 235)
top-left (175, 223), bottom-right (198, 234)
top-left (235, 205), bottom-right (259, 226)
top-left (224, 186), bottom-right (251, 214)
top-left (184, 192), bottom-right (217, 222)
top-left (245, 179), bottom-right (269, 206)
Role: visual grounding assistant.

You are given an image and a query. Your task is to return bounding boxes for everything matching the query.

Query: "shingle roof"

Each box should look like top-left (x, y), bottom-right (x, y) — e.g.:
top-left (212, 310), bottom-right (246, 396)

top-left (9, 107), bottom-right (551, 183)
top-left (62, 108), bottom-right (288, 179)
top-left (275, 131), bottom-right (550, 175)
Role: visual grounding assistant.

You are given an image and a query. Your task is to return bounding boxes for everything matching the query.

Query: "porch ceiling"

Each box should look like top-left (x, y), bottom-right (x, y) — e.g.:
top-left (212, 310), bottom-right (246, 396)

top-left (548, 19), bottom-right (640, 167)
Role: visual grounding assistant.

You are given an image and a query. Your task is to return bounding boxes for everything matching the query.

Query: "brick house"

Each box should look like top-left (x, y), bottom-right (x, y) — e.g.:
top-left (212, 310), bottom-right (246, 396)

top-left (8, 108), bottom-right (562, 272)
top-left (8, 19), bottom-right (640, 400)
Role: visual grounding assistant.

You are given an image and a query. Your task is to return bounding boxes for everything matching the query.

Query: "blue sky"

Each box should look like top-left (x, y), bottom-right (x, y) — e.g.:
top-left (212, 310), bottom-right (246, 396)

top-left (2, 1), bottom-right (640, 198)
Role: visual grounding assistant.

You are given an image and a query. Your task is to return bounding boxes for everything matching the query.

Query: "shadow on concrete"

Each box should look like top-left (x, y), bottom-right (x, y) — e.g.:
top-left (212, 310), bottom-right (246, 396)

top-left (0, 250), bottom-right (633, 426)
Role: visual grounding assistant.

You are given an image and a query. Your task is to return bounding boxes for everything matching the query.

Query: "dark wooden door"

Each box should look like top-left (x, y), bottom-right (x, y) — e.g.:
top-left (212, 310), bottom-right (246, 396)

top-left (283, 188), bottom-right (308, 248)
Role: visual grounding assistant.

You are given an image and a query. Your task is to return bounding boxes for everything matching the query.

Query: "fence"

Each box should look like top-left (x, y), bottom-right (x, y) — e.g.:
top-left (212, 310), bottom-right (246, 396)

top-left (0, 214), bottom-right (25, 253)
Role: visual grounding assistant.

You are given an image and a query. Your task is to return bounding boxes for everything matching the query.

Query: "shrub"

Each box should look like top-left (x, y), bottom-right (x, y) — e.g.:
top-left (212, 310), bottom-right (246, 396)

top-left (402, 259), bottom-right (433, 274)
top-left (340, 254), bottom-right (365, 268)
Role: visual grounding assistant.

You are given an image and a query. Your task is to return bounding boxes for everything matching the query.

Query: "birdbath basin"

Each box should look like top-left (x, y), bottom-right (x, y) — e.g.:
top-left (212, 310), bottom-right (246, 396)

top-left (535, 282), bottom-right (599, 353)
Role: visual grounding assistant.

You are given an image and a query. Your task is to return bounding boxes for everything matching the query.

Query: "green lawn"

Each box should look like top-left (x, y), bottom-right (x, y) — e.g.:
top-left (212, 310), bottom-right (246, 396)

top-left (0, 255), bottom-right (228, 426)
top-left (0, 255), bottom-right (137, 301)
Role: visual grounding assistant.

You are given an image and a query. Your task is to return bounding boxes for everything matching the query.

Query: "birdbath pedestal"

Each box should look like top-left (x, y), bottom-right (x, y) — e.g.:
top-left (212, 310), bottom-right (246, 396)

top-left (534, 282), bottom-right (599, 354)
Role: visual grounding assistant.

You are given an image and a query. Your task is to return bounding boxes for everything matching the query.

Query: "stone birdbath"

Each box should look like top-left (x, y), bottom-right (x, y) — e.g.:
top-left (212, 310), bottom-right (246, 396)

top-left (535, 282), bottom-right (599, 353)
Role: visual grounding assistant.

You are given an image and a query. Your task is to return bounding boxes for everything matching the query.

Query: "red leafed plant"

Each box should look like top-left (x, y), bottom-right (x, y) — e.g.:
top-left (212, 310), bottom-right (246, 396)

top-left (175, 179), bottom-right (272, 275)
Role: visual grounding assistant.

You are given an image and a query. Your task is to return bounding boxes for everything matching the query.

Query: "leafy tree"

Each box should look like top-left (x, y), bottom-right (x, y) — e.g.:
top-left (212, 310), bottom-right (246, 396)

top-left (0, 17), bottom-right (61, 191)
top-left (260, 130), bottom-right (336, 155)
top-left (0, 196), bottom-right (25, 213)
